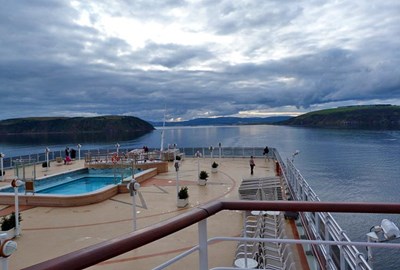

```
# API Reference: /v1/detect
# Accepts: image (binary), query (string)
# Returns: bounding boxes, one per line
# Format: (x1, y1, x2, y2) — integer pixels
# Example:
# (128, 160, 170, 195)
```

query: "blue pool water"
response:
(0, 168, 133, 195)
(39, 176, 116, 195)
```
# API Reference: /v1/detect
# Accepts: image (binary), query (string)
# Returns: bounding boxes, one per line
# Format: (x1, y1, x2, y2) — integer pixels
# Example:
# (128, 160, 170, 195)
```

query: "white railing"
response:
(275, 148, 371, 270)
(1, 146, 269, 169)
(22, 199, 400, 270)
(4, 146, 395, 269)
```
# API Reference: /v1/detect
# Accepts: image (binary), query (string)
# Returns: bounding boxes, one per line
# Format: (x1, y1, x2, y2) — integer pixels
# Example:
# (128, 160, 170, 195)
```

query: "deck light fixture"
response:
(115, 143, 120, 155)
(0, 236, 17, 258)
(195, 151, 202, 180)
(174, 155, 180, 206)
(45, 147, 50, 170)
(172, 143, 177, 161)
(11, 178, 24, 237)
(367, 219, 400, 261)
(77, 144, 82, 160)
(381, 219, 400, 239)
(0, 153, 4, 181)
(0, 233, 18, 270)
(127, 178, 140, 231)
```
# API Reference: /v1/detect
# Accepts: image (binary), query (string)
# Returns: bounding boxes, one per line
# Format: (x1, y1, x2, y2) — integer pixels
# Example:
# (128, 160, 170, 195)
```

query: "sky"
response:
(0, 1, 399, 122)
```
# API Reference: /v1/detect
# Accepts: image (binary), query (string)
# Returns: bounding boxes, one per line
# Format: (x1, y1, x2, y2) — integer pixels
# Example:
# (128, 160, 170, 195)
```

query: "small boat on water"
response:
(0, 146, 399, 269)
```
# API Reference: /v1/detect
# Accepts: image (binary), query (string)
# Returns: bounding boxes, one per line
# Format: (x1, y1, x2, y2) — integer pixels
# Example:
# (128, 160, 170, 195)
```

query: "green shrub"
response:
(1, 212, 22, 231)
(178, 187, 189, 199)
(199, 171, 209, 180)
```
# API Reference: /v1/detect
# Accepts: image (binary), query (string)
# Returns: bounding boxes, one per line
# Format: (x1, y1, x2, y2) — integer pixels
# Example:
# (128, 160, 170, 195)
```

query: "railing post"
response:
(356, 252, 365, 270)
(340, 230, 347, 269)
(325, 214, 331, 266)
(304, 185, 308, 201)
(198, 219, 208, 270)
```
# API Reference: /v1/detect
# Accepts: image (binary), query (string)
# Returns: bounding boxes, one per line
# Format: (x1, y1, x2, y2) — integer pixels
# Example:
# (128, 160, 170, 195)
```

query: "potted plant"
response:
(1, 212, 22, 239)
(198, 170, 209, 186)
(211, 161, 219, 173)
(177, 186, 189, 208)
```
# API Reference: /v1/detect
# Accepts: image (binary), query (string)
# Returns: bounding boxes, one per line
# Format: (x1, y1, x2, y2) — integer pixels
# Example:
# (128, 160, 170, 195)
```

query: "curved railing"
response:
(22, 200, 400, 270)
(1, 146, 267, 169)
(4, 147, 398, 269)
(274, 147, 371, 270)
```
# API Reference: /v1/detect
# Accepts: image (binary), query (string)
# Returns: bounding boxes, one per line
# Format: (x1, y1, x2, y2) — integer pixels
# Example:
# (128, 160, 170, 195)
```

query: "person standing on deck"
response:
(65, 147, 70, 157)
(249, 156, 255, 175)
(263, 146, 269, 160)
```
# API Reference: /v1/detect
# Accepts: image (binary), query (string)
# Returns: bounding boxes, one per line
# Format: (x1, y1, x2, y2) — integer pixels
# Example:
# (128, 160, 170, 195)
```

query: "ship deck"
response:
(0, 157, 308, 269)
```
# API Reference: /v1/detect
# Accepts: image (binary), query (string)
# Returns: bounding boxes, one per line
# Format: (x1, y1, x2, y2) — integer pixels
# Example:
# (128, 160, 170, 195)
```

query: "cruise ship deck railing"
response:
(1, 146, 268, 169)
(273, 148, 370, 270)
(3, 147, 395, 269)
(22, 200, 400, 270)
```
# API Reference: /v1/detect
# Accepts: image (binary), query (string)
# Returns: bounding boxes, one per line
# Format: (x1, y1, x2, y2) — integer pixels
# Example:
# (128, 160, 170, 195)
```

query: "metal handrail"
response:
(22, 200, 400, 270)
(276, 150, 370, 269)
(1, 146, 268, 169)
(2, 146, 394, 269)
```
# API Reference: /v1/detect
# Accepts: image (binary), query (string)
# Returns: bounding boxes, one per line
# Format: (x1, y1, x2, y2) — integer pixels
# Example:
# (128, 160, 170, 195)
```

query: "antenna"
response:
(160, 105, 166, 152)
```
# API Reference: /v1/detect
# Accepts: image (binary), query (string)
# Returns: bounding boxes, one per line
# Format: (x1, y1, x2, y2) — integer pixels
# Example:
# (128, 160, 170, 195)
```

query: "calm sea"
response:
(1, 125, 399, 269)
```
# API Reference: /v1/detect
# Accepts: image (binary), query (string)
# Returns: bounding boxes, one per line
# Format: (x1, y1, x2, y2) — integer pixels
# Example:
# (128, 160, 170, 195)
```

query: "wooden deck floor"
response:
(0, 157, 309, 269)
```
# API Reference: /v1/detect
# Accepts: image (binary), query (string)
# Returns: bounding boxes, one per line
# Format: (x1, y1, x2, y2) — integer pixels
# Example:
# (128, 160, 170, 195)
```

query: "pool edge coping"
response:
(0, 168, 157, 207)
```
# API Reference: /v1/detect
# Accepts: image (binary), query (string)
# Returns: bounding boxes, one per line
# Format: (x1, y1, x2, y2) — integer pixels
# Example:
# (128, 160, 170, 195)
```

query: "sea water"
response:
(1, 125, 399, 269)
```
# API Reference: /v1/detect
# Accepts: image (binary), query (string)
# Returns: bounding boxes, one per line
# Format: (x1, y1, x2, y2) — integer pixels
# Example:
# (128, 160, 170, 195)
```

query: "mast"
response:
(160, 105, 166, 152)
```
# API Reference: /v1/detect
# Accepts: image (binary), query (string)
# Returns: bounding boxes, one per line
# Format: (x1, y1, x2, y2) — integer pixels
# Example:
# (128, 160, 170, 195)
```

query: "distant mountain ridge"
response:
(150, 116, 291, 126)
(0, 116, 154, 135)
(2, 105, 398, 135)
(278, 105, 400, 129)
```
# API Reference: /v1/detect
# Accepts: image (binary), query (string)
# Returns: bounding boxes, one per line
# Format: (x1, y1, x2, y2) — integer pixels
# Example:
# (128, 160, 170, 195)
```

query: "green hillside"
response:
(0, 116, 155, 135)
(279, 105, 400, 129)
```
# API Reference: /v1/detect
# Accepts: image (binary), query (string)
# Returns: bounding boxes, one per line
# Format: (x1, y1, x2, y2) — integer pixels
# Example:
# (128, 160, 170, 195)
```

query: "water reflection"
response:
(0, 130, 152, 145)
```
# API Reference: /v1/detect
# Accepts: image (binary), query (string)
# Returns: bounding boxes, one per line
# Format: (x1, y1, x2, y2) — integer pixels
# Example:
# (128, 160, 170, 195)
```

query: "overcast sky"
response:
(0, 1, 399, 122)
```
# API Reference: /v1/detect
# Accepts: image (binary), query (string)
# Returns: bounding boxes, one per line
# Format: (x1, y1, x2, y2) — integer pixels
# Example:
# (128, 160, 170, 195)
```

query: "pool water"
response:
(0, 168, 135, 195)
(39, 176, 116, 195)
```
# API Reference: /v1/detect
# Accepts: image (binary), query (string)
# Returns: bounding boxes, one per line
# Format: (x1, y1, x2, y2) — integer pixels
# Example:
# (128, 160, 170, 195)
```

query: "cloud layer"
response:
(0, 0, 399, 121)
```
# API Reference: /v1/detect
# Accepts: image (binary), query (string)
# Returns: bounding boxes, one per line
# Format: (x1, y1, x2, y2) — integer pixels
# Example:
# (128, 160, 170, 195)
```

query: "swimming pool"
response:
(39, 176, 116, 195)
(0, 168, 136, 195)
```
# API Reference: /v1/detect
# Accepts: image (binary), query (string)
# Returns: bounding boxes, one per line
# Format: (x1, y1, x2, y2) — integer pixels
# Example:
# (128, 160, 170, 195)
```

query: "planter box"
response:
(198, 179, 207, 186)
(211, 167, 218, 173)
(0, 228, 16, 239)
(177, 198, 188, 208)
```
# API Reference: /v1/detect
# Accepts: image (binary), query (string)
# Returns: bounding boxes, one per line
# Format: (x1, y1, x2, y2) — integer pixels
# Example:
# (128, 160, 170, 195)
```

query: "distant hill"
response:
(0, 116, 155, 135)
(278, 105, 400, 129)
(150, 116, 291, 126)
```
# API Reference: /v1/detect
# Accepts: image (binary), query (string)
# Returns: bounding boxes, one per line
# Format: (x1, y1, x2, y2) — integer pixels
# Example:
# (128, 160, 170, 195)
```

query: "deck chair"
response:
(25, 180, 35, 195)
(56, 157, 63, 166)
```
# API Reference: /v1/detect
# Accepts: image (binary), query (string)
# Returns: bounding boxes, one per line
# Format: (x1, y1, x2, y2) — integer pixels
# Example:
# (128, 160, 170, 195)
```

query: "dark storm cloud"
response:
(0, 0, 399, 121)
(145, 42, 215, 68)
